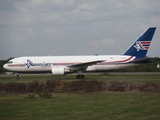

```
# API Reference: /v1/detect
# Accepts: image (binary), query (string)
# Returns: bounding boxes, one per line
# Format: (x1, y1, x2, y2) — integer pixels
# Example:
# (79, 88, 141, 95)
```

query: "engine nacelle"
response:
(51, 67, 65, 75)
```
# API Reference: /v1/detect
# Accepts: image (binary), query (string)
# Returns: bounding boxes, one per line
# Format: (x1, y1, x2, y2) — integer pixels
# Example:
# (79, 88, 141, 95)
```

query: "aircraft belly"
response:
(92, 64, 137, 71)
(85, 65, 119, 72)
(86, 66, 96, 71)
(95, 65, 121, 71)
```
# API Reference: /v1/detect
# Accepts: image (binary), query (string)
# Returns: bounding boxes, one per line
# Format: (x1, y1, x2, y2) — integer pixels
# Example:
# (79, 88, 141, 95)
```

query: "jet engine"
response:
(51, 67, 65, 75)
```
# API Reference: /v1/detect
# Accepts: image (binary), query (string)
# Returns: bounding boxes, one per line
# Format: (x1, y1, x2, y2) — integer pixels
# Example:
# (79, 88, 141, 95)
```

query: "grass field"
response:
(0, 93, 160, 120)
(0, 73, 160, 120)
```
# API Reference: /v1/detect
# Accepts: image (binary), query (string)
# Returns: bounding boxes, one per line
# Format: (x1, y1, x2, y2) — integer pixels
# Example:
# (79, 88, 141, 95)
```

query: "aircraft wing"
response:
(129, 58, 152, 64)
(68, 60, 104, 70)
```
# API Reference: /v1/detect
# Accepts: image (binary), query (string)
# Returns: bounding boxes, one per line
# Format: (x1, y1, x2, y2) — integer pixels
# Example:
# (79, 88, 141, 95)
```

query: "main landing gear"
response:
(76, 70, 85, 79)
(76, 75, 85, 79)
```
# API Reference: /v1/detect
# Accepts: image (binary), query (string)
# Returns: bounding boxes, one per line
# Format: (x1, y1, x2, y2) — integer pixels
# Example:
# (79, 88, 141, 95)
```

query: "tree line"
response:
(0, 57, 160, 74)
(120, 57, 160, 72)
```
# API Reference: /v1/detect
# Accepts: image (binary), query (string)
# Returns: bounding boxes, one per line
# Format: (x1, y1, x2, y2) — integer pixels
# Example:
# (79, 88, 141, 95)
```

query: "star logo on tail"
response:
(134, 41, 151, 51)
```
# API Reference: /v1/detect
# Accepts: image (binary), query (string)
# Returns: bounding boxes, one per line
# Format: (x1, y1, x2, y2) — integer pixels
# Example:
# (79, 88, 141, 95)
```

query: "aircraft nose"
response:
(3, 64, 8, 70)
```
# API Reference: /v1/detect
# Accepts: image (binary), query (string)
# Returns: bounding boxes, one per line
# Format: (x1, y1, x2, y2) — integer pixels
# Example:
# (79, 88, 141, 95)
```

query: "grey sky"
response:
(0, 0, 160, 60)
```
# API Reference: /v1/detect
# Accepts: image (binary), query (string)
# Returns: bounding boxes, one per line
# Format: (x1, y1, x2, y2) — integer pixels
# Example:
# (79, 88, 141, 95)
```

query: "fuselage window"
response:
(7, 61, 13, 64)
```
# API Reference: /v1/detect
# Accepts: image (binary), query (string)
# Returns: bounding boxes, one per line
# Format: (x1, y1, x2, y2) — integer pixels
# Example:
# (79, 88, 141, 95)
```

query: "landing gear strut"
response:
(76, 75, 85, 79)
(16, 74, 20, 80)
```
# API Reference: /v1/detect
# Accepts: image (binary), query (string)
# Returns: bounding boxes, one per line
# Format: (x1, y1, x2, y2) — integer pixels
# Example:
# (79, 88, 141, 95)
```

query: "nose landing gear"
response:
(16, 74, 20, 80)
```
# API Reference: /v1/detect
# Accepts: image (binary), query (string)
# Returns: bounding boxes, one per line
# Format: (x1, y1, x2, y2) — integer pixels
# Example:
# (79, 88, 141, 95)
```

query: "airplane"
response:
(3, 27, 156, 80)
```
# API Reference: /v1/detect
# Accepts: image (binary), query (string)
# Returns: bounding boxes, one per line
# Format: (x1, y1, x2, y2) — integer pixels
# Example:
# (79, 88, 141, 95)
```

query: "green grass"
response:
(0, 73, 160, 119)
(0, 93, 160, 120)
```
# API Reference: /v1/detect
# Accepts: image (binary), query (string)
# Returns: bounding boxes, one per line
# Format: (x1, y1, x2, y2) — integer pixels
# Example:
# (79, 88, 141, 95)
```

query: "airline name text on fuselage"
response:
(25, 59, 51, 68)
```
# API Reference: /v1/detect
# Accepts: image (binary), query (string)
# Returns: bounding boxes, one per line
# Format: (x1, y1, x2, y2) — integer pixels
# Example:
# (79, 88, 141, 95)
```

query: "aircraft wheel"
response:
(16, 75, 20, 80)
(76, 75, 80, 79)
(81, 75, 85, 79)
(76, 75, 85, 79)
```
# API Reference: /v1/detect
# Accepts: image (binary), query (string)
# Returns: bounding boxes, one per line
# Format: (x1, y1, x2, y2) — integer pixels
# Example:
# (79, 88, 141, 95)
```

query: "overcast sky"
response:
(0, 0, 160, 60)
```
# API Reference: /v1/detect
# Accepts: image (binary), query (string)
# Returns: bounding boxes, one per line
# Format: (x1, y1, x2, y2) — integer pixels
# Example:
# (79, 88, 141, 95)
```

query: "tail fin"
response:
(123, 27, 156, 58)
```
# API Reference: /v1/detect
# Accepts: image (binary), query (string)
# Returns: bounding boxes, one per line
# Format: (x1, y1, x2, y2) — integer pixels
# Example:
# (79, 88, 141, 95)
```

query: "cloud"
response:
(73, 3, 90, 14)
(0, 0, 160, 59)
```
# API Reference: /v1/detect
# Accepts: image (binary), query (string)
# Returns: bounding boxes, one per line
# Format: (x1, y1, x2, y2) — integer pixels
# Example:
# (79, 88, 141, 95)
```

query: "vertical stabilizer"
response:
(123, 27, 156, 58)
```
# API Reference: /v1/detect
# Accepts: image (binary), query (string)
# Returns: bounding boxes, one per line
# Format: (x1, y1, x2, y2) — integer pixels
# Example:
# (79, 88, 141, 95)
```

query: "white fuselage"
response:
(3, 55, 138, 74)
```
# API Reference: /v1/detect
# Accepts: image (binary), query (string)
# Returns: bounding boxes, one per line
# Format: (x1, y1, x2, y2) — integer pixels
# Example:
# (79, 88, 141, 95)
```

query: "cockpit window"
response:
(7, 61, 13, 64)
